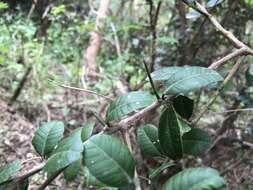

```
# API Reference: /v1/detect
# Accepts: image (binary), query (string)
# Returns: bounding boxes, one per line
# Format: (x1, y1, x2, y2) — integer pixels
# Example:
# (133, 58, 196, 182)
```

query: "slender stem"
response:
(48, 79, 112, 101)
(143, 60, 160, 100)
(193, 58, 243, 124)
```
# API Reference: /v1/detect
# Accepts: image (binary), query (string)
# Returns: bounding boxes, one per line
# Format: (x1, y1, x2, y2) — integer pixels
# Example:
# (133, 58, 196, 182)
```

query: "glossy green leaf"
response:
(81, 122, 95, 142)
(44, 151, 81, 174)
(64, 159, 81, 181)
(137, 124, 162, 157)
(161, 167, 226, 190)
(165, 66, 223, 95)
(183, 128, 212, 156)
(158, 105, 183, 159)
(173, 95, 194, 120)
(84, 134, 135, 187)
(0, 160, 21, 184)
(150, 67, 181, 81)
(149, 162, 175, 179)
(106, 91, 155, 122)
(32, 120, 64, 157)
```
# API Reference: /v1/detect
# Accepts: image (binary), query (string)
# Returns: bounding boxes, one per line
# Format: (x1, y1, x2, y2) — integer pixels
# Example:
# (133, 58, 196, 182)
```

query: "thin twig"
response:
(143, 60, 160, 100)
(48, 79, 112, 101)
(193, 58, 243, 124)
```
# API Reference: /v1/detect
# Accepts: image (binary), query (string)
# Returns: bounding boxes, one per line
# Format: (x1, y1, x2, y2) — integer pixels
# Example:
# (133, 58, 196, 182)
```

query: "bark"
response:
(83, 0, 111, 76)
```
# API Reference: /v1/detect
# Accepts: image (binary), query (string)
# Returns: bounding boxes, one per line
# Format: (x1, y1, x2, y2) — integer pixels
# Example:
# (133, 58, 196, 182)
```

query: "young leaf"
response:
(106, 91, 155, 122)
(81, 122, 95, 142)
(0, 160, 21, 184)
(158, 105, 183, 159)
(64, 159, 81, 181)
(182, 128, 212, 156)
(173, 95, 194, 120)
(84, 134, 135, 187)
(161, 167, 226, 190)
(32, 120, 64, 157)
(149, 162, 175, 179)
(44, 151, 81, 174)
(137, 124, 162, 157)
(165, 66, 223, 95)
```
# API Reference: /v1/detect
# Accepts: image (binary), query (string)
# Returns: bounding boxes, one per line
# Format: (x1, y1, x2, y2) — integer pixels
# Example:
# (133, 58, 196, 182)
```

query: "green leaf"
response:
(64, 159, 81, 181)
(164, 66, 223, 95)
(150, 67, 181, 81)
(158, 105, 183, 159)
(106, 91, 155, 122)
(178, 119, 191, 135)
(84, 134, 135, 187)
(149, 162, 175, 179)
(32, 121, 64, 157)
(44, 151, 81, 174)
(0, 160, 22, 184)
(81, 122, 95, 142)
(137, 124, 162, 157)
(173, 95, 194, 120)
(54, 129, 83, 154)
(44, 129, 84, 174)
(182, 128, 212, 156)
(161, 167, 226, 190)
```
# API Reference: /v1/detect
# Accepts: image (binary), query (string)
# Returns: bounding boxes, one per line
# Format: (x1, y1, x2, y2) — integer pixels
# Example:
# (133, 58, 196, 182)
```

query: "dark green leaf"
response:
(0, 160, 21, 184)
(173, 95, 194, 120)
(149, 162, 175, 179)
(32, 120, 64, 157)
(64, 159, 81, 181)
(44, 151, 81, 174)
(106, 91, 155, 122)
(84, 134, 135, 187)
(158, 105, 183, 159)
(161, 167, 226, 190)
(165, 66, 223, 95)
(137, 124, 162, 157)
(81, 122, 95, 142)
(183, 128, 212, 156)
